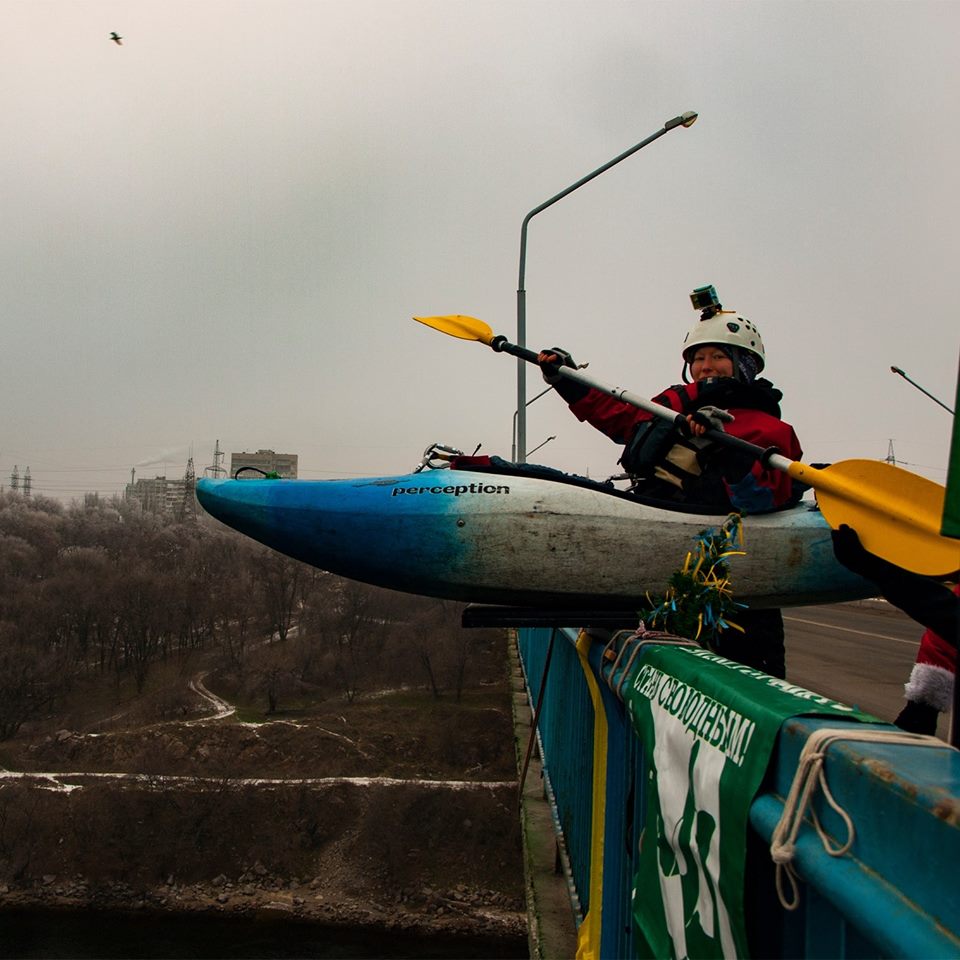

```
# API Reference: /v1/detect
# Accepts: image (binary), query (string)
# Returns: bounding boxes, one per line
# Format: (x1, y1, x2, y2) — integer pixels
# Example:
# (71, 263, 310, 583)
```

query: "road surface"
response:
(784, 600, 952, 740)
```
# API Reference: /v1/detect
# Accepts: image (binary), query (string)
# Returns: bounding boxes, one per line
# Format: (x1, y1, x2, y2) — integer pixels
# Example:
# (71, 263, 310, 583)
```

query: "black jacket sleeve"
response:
(831, 526, 959, 645)
(552, 376, 590, 405)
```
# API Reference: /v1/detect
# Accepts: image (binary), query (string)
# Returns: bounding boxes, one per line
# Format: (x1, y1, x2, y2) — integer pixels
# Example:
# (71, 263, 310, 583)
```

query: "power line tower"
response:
(211, 439, 226, 477)
(183, 456, 197, 521)
(10, 465, 19, 493)
(885, 439, 897, 466)
(23, 467, 31, 498)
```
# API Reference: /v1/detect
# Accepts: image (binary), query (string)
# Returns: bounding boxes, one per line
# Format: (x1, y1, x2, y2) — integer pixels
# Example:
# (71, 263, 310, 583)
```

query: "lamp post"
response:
(515, 110, 698, 463)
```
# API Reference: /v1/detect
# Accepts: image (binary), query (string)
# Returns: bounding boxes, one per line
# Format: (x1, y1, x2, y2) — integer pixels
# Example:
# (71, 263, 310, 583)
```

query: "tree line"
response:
(0, 491, 481, 740)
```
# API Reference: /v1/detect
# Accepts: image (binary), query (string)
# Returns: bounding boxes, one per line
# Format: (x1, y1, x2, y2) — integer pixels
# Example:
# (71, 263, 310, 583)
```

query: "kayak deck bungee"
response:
(196, 467, 877, 610)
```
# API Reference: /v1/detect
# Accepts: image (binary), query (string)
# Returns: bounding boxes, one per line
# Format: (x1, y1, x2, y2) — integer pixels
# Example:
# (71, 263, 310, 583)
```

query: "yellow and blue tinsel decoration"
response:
(639, 512, 747, 647)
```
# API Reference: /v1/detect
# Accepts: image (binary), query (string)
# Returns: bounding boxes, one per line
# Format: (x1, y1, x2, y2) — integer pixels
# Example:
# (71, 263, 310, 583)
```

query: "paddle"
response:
(413, 313, 960, 578)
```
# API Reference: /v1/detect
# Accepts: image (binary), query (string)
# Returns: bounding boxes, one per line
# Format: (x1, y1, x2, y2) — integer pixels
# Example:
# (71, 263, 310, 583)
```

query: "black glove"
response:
(832, 524, 959, 640)
(537, 347, 576, 384)
(894, 699, 939, 736)
(830, 524, 888, 580)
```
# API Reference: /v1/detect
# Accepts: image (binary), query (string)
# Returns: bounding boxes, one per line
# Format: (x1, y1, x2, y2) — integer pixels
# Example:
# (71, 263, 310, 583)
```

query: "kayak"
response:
(196, 468, 876, 609)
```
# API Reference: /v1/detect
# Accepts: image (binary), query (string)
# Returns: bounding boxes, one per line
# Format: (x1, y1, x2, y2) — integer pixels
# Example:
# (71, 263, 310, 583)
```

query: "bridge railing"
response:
(517, 626, 960, 960)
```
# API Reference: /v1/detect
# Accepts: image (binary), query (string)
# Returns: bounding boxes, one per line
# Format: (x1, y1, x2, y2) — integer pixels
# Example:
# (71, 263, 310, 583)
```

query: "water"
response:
(0, 907, 527, 959)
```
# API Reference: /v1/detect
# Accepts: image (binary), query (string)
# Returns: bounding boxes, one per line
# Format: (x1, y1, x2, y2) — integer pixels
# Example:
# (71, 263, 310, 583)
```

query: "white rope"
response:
(769, 726, 952, 910)
(601, 624, 699, 699)
(601, 632, 630, 677)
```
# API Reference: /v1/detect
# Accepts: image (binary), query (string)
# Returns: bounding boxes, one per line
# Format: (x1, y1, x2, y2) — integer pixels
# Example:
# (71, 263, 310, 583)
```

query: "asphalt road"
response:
(783, 601, 952, 740)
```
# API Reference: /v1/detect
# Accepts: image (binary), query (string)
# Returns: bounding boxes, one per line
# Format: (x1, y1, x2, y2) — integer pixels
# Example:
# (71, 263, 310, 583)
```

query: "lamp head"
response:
(665, 110, 699, 130)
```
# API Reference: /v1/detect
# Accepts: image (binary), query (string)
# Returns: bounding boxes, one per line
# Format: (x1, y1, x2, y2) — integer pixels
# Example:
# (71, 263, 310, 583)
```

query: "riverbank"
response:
(0, 877, 526, 957)
(0, 901, 526, 959)
(0, 770, 527, 954)
(0, 625, 527, 956)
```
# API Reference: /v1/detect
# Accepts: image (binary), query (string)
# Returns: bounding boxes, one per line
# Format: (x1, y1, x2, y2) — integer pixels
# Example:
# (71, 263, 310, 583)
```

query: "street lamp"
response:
(511, 384, 555, 462)
(527, 435, 557, 458)
(890, 366, 955, 415)
(515, 110, 698, 463)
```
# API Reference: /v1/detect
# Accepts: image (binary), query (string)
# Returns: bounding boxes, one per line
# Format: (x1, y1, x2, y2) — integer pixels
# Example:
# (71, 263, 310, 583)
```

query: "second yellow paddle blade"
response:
(413, 314, 495, 345)
(801, 459, 959, 577)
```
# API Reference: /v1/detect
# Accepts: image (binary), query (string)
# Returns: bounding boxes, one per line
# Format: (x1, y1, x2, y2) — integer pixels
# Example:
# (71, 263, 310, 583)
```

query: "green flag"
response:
(942, 360, 960, 538)
(623, 645, 877, 959)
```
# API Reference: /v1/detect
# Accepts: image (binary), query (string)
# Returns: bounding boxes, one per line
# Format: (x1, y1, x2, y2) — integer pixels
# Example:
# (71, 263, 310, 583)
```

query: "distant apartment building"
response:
(125, 473, 195, 520)
(230, 449, 298, 479)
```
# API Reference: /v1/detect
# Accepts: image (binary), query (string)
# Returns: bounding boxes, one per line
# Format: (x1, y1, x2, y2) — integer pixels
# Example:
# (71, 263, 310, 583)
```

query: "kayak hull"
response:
(196, 473, 876, 609)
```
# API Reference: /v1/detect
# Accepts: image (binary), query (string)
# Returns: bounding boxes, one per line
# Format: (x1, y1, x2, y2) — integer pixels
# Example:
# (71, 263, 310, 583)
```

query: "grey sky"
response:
(3, 1, 958, 501)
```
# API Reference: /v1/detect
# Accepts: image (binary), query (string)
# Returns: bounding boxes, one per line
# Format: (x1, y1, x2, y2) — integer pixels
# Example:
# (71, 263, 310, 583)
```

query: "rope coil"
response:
(601, 626, 699, 700)
(769, 727, 952, 910)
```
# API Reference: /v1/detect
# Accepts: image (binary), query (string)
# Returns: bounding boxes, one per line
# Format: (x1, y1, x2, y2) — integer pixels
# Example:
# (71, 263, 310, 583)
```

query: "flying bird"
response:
(109, 32, 123, 45)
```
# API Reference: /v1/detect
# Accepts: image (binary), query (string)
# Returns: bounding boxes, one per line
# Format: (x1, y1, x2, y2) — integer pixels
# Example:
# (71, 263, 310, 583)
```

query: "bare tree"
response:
(256, 551, 307, 642)
(328, 581, 390, 702)
(0, 623, 66, 740)
(438, 601, 472, 702)
(115, 565, 169, 693)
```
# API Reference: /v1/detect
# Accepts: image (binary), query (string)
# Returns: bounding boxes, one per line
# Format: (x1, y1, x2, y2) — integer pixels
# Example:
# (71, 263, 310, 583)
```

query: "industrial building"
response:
(229, 449, 298, 479)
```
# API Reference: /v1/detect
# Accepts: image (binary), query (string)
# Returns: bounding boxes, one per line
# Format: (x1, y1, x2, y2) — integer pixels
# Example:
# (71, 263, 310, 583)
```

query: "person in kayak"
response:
(537, 307, 802, 513)
(537, 294, 803, 677)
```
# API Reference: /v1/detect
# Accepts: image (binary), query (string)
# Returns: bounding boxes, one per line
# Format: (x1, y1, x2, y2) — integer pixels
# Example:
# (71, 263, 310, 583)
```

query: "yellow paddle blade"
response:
(788, 459, 960, 576)
(413, 314, 495, 345)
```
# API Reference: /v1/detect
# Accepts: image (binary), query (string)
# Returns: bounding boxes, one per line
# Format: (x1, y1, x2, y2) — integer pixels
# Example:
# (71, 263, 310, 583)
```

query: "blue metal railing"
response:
(519, 628, 596, 917)
(517, 626, 960, 959)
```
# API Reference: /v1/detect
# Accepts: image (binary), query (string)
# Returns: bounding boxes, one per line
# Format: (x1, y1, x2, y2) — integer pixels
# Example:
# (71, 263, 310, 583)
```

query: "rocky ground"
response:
(0, 629, 528, 956)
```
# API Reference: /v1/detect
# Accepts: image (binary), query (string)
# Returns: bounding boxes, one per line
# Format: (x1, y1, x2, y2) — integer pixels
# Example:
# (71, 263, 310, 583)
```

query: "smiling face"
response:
(689, 344, 734, 381)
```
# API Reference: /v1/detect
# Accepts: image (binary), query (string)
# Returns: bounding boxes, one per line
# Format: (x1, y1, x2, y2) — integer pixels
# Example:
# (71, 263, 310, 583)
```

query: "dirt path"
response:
(0, 770, 515, 791)
(185, 672, 235, 724)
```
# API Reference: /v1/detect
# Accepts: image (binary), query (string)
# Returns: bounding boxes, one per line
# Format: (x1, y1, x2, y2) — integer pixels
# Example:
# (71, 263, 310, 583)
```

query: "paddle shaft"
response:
(491, 336, 785, 467)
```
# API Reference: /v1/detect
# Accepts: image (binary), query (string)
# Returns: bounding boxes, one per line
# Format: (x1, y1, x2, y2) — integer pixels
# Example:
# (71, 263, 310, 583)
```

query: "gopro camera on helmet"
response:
(681, 284, 766, 376)
(690, 284, 721, 319)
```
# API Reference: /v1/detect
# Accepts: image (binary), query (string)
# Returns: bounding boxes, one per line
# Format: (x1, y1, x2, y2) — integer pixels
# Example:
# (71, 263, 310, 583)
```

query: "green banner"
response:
(623, 645, 876, 959)
(942, 364, 960, 538)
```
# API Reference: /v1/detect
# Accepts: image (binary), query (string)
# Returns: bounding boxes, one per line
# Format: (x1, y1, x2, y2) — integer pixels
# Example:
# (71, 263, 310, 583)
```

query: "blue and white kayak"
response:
(195, 471, 876, 609)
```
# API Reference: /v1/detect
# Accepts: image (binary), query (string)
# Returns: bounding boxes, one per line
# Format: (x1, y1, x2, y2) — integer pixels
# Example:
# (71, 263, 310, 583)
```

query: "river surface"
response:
(0, 907, 527, 959)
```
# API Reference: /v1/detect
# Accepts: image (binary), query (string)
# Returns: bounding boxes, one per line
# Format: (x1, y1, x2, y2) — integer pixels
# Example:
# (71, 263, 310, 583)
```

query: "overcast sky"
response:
(3, 0, 958, 502)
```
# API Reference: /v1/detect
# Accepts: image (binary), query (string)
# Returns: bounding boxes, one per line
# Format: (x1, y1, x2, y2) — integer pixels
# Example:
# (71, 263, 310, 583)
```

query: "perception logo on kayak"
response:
(392, 483, 510, 497)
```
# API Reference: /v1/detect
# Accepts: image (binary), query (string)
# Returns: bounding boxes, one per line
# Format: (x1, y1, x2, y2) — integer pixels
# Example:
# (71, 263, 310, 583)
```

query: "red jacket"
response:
(904, 583, 959, 711)
(915, 585, 959, 672)
(566, 377, 803, 512)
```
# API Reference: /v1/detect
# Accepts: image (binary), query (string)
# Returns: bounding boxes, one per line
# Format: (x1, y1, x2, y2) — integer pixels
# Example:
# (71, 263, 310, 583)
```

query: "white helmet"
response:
(681, 310, 765, 373)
